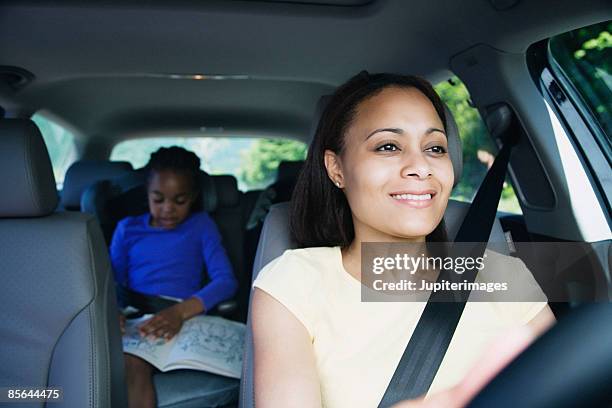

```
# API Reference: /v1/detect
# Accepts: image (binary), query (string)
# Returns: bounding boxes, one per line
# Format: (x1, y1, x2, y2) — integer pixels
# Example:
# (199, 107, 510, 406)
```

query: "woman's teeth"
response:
(391, 193, 432, 201)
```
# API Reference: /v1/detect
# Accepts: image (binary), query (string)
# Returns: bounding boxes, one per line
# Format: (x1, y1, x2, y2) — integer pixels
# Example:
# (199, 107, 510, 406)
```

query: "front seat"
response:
(0, 119, 127, 408)
(238, 99, 510, 407)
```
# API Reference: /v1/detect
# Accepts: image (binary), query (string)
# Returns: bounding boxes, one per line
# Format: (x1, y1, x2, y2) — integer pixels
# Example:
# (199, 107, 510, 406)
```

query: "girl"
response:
(251, 72, 555, 407)
(110, 146, 238, 408)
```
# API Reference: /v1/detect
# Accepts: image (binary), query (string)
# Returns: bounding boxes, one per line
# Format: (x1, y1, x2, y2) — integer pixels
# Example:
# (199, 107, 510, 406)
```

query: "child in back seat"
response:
(109, 146, 238, 408)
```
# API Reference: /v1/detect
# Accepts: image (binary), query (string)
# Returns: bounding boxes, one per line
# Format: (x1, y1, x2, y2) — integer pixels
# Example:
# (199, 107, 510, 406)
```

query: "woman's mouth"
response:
(389, 191, 436, 208)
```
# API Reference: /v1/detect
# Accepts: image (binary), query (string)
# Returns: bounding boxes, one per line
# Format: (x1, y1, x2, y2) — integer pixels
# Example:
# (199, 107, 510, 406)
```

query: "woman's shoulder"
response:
(265, 246, 339, 271)
(252, 247, 337, 338)
(254, 246, 339, 285)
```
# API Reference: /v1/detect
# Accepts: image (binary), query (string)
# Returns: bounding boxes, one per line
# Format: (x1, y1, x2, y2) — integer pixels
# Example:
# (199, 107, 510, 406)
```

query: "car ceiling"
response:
(0, 0, 609, 145)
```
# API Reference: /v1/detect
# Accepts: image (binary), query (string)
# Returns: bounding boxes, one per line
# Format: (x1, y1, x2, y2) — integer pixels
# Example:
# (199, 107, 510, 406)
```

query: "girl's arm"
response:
(252, 288, 322, 408)
(109, 221, 129, 289)
(193, 214, 238, 313)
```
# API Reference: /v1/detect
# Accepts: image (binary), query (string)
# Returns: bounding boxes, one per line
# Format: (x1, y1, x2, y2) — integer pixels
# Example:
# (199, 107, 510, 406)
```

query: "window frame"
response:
(527, 38, 612, 229)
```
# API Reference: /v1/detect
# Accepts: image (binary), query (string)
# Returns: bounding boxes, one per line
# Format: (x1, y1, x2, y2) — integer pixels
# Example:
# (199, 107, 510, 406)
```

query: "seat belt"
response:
(378, 118, 519, 407)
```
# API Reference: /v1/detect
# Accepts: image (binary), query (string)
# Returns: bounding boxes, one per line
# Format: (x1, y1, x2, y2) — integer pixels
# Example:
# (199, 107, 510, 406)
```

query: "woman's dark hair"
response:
(290, 71, 450, 248)
(146, 146, 202, 206)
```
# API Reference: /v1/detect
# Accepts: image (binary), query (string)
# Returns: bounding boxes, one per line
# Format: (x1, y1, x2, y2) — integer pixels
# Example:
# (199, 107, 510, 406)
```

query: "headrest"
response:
(276, 161, 304, 183)
(310, 95, 463, 187)
(0, 119, 58, 217)
(212, 175, 240, 208)
(61, 160, 133, 210)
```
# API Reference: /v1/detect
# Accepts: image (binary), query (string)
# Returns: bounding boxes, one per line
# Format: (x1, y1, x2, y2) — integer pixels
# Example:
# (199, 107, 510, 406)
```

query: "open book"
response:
(122, 314, 246, 379)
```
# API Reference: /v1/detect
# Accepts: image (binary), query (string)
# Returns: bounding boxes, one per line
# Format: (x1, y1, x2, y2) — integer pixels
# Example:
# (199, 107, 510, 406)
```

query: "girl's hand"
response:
(119, 314, 126, 335)
(138, 304, 185, 341)
(137, 297, 205, 341)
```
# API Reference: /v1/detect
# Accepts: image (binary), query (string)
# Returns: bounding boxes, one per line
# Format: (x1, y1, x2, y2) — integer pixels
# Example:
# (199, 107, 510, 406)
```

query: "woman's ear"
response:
(324, 149, 344, 188)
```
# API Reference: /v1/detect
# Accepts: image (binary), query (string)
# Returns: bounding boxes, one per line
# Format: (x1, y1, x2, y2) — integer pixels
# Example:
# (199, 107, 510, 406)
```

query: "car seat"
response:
(0, 119, 128, 408)
(81, 167, 243, 407)
(60, 159, 133, 211)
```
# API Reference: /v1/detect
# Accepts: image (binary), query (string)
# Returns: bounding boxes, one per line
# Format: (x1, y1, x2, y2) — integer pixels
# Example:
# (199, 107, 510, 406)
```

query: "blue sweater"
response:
(110, 212, 238, 312)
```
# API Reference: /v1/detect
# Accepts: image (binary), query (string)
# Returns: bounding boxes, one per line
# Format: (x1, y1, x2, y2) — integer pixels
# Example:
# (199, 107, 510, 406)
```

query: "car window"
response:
(435, 77, 522, 214)
(549, 21, 611, 141)
(31, 113, 78, 189)
(110, 137, 307, 192)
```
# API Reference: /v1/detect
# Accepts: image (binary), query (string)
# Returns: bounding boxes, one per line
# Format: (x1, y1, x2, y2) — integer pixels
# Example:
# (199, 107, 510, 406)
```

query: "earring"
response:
(335, 181, 341, 188)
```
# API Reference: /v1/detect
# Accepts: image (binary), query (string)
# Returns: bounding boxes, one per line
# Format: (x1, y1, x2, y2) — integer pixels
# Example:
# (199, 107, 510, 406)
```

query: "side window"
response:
(549, 21, 611, 139)
(435, 77, 523, 214)
(31, 113, 78, 189)
(110, 137, 307, 192)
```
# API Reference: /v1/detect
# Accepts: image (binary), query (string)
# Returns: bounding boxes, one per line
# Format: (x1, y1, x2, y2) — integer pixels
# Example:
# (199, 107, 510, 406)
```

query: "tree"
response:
(239, 138, 307, 190)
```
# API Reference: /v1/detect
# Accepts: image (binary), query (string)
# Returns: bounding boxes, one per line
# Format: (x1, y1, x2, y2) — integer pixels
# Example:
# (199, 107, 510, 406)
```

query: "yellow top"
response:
(253, 246, 547, 408)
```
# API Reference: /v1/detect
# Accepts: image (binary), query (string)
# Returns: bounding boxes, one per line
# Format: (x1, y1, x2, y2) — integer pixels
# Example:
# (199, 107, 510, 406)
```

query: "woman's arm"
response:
(252, 288, 322, 408)
(526, 304, 556, 336)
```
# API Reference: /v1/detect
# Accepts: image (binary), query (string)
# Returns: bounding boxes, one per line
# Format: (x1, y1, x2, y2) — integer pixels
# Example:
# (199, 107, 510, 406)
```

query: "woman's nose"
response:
(400, 151, 432, 180)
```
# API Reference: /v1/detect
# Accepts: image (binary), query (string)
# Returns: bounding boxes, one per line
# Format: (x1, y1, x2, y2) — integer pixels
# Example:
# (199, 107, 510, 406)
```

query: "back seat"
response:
(209, 175, 250, 321)
(60, 159, 133, 211)
(82, 167, 243, 407)
(80, 168, 248, 319)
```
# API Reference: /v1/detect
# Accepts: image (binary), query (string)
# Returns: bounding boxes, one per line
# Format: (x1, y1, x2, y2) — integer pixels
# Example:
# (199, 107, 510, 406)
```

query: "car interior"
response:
(0, 0, 610, 407)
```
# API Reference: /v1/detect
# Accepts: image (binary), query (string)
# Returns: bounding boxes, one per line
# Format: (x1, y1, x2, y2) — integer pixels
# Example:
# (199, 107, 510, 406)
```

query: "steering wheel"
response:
(468, 303, 612, 408)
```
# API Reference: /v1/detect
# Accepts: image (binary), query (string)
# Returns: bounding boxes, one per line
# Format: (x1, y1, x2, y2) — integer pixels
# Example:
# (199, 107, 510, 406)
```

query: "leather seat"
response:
(60, 159, 133, 211)
(238, 98, 510, 407)
(0, 119, 127, 408)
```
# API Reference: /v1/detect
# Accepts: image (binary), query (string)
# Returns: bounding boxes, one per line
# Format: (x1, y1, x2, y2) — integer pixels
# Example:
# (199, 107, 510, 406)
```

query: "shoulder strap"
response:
(378, 122, 519, 407)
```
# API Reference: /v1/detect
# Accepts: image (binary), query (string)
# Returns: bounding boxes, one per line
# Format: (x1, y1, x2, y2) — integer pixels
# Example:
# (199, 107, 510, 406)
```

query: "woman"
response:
(251, 72, 554, 407)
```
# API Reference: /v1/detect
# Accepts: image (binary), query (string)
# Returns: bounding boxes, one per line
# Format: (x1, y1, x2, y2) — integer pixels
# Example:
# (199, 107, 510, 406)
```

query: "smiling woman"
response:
(250, 71, 554, 408)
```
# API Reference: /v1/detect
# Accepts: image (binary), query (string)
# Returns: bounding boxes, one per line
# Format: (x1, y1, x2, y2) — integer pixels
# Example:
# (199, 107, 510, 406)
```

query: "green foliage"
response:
(435, 78, 521, 213)
(550, 21, 611, 136)
(238, 138, 307, 190)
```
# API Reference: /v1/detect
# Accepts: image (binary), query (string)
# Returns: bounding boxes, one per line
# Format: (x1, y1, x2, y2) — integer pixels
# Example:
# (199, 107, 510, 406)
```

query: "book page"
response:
(122, 314, 174, 370)
(165, 315, 246, 378)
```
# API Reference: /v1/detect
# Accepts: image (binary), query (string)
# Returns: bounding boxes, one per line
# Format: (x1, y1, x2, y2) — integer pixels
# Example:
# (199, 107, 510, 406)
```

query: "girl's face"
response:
(325, 86, 454, 242)
(147, 170, 196, 229)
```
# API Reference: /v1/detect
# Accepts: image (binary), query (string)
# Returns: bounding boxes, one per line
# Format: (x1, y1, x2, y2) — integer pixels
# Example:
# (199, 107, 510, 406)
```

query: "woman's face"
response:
(325, 86, 454, 242)
(147, 169, 195, 229)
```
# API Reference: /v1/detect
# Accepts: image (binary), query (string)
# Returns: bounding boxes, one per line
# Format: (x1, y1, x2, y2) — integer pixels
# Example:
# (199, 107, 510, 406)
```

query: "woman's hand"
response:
(138, 297, 205, 341)
(390, 325, 538, 408)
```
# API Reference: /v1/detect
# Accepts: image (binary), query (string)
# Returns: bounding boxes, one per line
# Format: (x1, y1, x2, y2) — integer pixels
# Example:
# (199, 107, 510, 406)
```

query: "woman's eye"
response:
(376, 143, 399, 152)
(426, 145, 447, 154)
(175, 200, 187, 205)
(153, 199, 164, 204)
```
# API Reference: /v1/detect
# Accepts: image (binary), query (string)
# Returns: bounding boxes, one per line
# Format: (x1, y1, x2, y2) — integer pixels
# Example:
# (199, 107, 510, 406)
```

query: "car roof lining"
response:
(0, 0, 609, 144)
